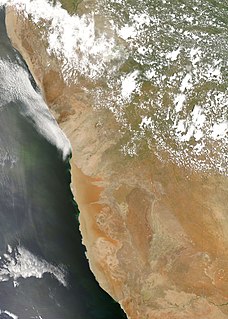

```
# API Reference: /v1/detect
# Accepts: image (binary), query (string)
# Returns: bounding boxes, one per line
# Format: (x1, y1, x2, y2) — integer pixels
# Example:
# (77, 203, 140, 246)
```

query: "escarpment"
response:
(6, 8, 228, 319)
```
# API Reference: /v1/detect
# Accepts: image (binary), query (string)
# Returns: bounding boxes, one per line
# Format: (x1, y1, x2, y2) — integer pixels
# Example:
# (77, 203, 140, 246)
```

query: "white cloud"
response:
(211, 121, 228, 140)
(0, 245, 67, 287)
(121, 70, 140, 100)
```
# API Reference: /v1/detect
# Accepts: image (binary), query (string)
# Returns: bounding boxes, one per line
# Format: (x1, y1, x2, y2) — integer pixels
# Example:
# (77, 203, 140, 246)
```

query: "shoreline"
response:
(5, 6, 228, 319)
(5, 6, 127, 312)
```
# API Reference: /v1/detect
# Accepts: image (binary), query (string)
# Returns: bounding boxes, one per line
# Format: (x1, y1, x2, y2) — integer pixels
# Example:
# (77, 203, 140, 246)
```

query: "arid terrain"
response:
(6, 6, 228, 319)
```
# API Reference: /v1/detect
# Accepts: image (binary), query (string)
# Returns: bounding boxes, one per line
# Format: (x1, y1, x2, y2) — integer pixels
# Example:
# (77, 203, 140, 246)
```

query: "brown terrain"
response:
(6, 8, 228, 319)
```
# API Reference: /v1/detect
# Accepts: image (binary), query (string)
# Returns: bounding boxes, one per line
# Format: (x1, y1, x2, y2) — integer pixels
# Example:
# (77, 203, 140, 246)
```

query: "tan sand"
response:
(5, 7, 228, 319)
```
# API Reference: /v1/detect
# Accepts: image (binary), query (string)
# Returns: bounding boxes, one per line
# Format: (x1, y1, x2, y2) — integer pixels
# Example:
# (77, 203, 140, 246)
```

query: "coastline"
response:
(5, 6, 228, 319)
(5, 6, 127, 309)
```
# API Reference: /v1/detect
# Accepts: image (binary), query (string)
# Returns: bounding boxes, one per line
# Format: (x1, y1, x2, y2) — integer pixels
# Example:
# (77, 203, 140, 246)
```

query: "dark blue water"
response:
(0, 8, 126, 319)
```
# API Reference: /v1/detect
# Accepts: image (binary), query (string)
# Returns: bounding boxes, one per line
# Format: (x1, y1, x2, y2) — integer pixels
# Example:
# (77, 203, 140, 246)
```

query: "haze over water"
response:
(4, 0, 226, 175)
(0, 8, 126, 319)
(0, 0, 227, 317)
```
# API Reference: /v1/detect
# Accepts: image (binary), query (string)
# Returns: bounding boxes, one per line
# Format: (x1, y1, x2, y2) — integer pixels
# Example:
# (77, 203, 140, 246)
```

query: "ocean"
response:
(0, 8, 126, 319)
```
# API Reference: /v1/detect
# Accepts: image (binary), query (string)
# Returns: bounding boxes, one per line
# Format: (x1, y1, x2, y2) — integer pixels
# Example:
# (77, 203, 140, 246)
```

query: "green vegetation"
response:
(50, 0, 83, 14)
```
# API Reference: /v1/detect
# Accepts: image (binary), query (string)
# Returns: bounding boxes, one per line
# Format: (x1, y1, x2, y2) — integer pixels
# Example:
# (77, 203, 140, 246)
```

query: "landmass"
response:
(5, 4, 228, 319)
